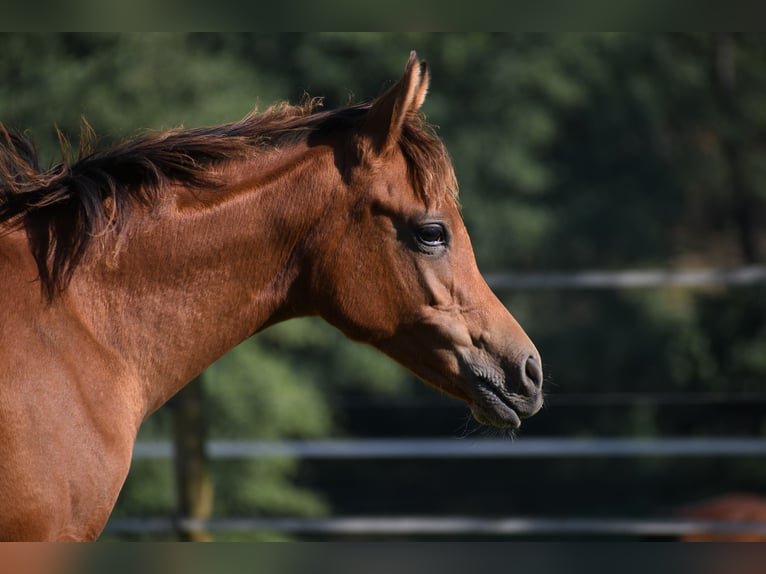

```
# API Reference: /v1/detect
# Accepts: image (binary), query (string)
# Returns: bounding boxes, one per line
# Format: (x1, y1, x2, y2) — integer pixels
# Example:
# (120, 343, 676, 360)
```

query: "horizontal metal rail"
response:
(132, 437, 766, 460)
(337, 391, 766, 408)
(104, 515, 766, 538)
(485, 264, 766, 290)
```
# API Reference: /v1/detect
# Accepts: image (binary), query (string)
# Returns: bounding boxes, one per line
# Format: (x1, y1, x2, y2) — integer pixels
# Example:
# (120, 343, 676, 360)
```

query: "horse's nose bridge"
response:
(478, 296, 542, 391)
(484, 295, 536, 353)
(454, 269, 541, 385)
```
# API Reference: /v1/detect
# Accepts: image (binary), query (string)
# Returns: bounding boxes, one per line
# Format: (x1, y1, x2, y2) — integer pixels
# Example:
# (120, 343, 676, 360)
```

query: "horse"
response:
(677, 493, 766, 542)
(0, 52, 543, 540)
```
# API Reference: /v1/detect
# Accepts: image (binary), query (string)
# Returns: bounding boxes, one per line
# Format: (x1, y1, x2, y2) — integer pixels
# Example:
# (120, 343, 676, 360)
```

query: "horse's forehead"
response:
(360, 154, 423, 201)
(345, 134, 456, 212)
(350, 150, 406, 190)
(368, 147, 409, 177)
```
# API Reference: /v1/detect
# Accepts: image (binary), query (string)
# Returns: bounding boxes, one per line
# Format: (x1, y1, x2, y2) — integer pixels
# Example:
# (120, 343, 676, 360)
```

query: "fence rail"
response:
(104, 515, 766, 538)
(485, 264, 766, 290)
(133, 437, 766, 460)
(337, 391, 766, 408)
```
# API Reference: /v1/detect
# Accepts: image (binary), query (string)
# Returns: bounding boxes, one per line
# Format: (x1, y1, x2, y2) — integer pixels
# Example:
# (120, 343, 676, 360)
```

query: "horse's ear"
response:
(364, 51, 429, 155)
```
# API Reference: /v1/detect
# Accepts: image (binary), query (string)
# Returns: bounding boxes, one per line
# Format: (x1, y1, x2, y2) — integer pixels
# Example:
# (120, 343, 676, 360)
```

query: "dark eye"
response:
(415, 223, 448, 248)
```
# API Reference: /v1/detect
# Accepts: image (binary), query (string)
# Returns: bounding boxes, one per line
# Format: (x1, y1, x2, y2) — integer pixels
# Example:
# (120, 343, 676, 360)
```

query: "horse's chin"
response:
(471, 404, 521, 430)
(467, 375, 543, 430)
(470, 401, 522, 430)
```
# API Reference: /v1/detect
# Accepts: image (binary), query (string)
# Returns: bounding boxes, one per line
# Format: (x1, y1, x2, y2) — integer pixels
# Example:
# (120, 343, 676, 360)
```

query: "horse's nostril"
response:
(523, 355, 543, 391)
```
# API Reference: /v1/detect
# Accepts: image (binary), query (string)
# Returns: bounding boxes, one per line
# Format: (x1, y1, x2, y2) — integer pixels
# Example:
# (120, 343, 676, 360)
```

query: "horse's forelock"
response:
(398, 115, 459, 209)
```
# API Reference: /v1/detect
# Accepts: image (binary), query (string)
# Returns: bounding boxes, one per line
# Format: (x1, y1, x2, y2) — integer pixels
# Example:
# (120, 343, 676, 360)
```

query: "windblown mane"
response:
(0, 99, 457, 300)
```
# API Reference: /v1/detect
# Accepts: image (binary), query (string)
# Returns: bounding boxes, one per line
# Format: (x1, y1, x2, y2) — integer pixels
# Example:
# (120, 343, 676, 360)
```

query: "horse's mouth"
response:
(469, 375, 542, 430)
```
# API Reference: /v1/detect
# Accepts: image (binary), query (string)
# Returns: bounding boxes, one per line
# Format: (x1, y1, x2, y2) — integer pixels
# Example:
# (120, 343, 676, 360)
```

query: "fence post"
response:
(172, 375, 213, 541)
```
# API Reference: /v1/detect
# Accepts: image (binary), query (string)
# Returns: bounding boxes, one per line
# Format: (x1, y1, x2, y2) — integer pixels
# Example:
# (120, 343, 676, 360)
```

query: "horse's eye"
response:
(415, 223, 447, 248)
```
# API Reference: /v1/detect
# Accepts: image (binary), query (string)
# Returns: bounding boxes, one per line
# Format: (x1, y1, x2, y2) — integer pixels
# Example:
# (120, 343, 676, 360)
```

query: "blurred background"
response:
(2, 33, 765, 540)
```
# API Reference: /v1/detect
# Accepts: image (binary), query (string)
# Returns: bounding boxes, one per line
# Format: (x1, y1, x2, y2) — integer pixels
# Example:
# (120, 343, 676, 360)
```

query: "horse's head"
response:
(312, 52, 543, 429)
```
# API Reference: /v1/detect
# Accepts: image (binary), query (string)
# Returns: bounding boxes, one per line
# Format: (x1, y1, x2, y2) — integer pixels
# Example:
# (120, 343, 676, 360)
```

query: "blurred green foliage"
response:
(3, 33, 765, 536)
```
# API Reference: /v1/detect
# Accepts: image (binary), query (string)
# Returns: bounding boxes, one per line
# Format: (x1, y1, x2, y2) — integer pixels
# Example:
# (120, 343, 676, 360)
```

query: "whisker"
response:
(456, 412, 483, 439)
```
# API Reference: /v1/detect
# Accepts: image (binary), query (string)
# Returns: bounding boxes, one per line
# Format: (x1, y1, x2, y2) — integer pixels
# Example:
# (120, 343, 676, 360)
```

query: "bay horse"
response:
(678, 493, 766, 542)
(0, 52, 543, 540)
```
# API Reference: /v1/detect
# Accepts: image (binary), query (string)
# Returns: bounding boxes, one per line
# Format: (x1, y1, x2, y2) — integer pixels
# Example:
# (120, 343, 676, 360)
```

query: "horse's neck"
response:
(70, 145, 336, 415)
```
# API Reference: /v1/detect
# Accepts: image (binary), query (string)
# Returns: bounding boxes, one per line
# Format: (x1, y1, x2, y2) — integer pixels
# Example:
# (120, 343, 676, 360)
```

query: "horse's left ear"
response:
(364, 51, 429, 155)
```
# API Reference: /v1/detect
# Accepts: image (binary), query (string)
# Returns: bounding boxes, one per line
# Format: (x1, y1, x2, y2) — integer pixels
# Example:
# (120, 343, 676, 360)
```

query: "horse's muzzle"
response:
(466, 353, 544, 429)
